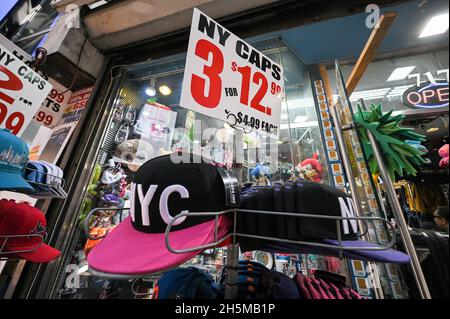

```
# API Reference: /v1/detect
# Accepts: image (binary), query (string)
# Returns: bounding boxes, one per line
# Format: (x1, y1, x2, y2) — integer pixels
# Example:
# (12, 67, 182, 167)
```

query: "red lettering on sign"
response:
(237, 66, 251, 106)
(191, 39, 224, 108)
(0, 65, 25, 135)
(0, 65, 23, 105)
(251, 71, 269, 115)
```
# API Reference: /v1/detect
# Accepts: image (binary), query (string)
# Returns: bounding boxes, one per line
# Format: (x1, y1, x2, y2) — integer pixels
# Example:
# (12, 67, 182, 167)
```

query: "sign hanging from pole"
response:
(180, 8, 284, 138)
(0, 43, 52, 136)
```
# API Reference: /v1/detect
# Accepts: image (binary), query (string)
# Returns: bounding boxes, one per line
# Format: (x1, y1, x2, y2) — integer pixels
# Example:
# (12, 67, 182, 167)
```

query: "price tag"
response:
(32, 78, 72, 128)
(180, 8, 284, 138)
(0, 43, 52, 136)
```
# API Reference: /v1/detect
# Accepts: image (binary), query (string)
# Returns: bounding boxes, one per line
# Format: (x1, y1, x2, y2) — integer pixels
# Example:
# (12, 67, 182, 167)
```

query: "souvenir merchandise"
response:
(293, 271, 364, 299)
(296, 153, 323, 183)
(0, 129, 34, 191)
(354, 104, 427, 180)
(87, 153, 234, 275)
(22, 161, 66, 198)
(250, 164, 271, 186)
(235, 180, 411, 264)
(114, 139, 154, 165)
(0, 199, 61, 262)
(153, 267, 218, 299)
(438, 144, 449, 168)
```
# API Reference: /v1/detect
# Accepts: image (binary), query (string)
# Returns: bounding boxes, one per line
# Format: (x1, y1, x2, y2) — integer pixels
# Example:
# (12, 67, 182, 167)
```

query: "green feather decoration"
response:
(354, 104, 427, 181)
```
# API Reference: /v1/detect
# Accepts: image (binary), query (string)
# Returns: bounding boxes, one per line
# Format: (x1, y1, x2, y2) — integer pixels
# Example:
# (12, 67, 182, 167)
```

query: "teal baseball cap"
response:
(0, 129, 34, 191)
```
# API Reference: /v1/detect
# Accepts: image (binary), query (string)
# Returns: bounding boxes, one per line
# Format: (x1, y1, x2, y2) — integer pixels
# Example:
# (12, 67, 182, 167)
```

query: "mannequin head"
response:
(434, 206, 449, 232)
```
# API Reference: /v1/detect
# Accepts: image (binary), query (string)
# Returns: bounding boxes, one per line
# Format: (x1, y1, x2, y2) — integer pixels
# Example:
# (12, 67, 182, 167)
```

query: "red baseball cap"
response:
(0, 199, 61, 262)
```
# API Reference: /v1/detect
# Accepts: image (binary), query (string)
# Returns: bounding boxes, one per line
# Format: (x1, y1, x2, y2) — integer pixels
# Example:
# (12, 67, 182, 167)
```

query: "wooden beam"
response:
(319, 64, 335, 108)
(346, 12, 397, 95)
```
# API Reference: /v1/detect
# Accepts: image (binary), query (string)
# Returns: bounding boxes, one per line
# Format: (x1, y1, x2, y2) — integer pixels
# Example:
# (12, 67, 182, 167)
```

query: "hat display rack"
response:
(81, 206, 397, 298)
(0, 233, 46, 261)
(21, 167, 68, 199)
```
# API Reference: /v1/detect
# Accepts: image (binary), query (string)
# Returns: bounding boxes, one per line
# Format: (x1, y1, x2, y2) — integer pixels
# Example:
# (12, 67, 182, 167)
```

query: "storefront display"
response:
(0, 0, 448, 302)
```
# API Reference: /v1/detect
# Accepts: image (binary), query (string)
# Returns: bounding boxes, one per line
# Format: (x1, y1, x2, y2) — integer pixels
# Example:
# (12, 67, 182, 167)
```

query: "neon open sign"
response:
(403, 82, 449, 109)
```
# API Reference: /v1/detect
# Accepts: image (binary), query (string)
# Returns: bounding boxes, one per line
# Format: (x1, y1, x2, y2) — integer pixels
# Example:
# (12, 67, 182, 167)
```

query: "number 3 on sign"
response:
(191, 39, 224, 108)
(0, 66, 25, 135)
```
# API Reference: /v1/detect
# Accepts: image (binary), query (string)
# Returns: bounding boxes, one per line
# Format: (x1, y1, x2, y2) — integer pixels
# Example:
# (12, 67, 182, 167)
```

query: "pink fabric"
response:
(329, 283, 345, 299)
(349, 289, 363, 299)
(318, 278, 336, 299)
(311, 278, 329, 299)
(294, 274, 312, 299)
(305, 277, 322, 299)
(88, 216, 231, 275)
(341, 287, 353, 299)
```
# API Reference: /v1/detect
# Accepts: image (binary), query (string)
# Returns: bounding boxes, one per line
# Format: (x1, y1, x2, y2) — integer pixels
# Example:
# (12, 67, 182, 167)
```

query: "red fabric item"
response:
(349, 289, 363, 299)
(311, 278, 329, 299)
(341, 287, 353, 299)
(318, 278, 336, 299)
(294, 274, 312, 299)
(0, 199, 61, 262)
(305, 276, 322, 299)
(329, 283, 345, 299)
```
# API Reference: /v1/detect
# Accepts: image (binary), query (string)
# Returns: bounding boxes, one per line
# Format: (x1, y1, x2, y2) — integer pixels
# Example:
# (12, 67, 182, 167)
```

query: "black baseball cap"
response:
(237, 181, 359, 241)
(88, 153, 235, 275)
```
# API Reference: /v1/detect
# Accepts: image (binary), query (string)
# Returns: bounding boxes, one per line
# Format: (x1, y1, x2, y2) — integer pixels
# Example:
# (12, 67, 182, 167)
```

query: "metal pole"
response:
(224, 244, 239, 299)
(359, 101, 431, 299)
(330, 99, 384, 299)
(329, 100, 364, 218)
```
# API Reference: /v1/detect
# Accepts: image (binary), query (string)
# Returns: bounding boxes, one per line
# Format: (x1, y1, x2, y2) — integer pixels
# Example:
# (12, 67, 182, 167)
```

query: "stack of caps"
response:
(0, 129, 66, 198)
(218, 260, 300, 299)
(237, 180, 411, 264)
(24, 161, 66, 198)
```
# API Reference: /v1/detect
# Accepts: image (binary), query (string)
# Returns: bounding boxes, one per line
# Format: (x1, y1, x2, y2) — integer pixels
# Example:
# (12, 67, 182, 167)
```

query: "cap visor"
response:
(323, 239, 411, 264)
(87, 216, 231, 275)
(0, 171, 34, 191)
(12, 244, 61, 263)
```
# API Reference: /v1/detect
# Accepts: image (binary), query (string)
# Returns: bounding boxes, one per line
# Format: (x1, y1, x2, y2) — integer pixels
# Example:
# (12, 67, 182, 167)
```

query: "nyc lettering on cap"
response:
(0, 129, 34, 191)
(87, 153, 235, 275)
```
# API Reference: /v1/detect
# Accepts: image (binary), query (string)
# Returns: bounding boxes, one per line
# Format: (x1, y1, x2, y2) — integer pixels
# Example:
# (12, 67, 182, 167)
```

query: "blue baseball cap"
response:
(0, 129, 34, 191)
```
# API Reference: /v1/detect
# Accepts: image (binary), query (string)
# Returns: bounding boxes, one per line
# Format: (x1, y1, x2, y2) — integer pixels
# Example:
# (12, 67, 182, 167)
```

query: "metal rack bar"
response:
(163, 209, 396, 254)
(359, 100, 431, 299)
(81, 206, 396, 251)
(0, 234, 46, 260)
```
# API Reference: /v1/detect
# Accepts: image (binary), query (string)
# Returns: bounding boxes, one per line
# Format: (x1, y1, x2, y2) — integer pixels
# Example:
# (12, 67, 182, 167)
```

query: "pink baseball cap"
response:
(87, 153, 237, 275)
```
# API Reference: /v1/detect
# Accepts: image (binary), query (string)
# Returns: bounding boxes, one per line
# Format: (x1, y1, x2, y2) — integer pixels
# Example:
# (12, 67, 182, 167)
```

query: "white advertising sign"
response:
(32, 77, 72, 128)
(180, 8, 284, 138)
(0, 43, 52, 136)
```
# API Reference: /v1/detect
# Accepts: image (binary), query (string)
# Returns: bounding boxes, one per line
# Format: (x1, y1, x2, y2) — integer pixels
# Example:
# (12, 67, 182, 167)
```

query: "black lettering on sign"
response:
(197, 13, 230, 46)
(249, 50, 261, 69)
(198, 13, 215, 40)
(236, 40, 249, 59)
(272, 65, 281, 81)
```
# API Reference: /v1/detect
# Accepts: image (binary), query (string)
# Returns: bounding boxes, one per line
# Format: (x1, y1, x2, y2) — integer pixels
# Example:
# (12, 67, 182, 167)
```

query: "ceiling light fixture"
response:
(159, 85, 172, 96)
(387, 66, 416, 82)
(145, 78, 157, 97)
(419, 13, 449, 38)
